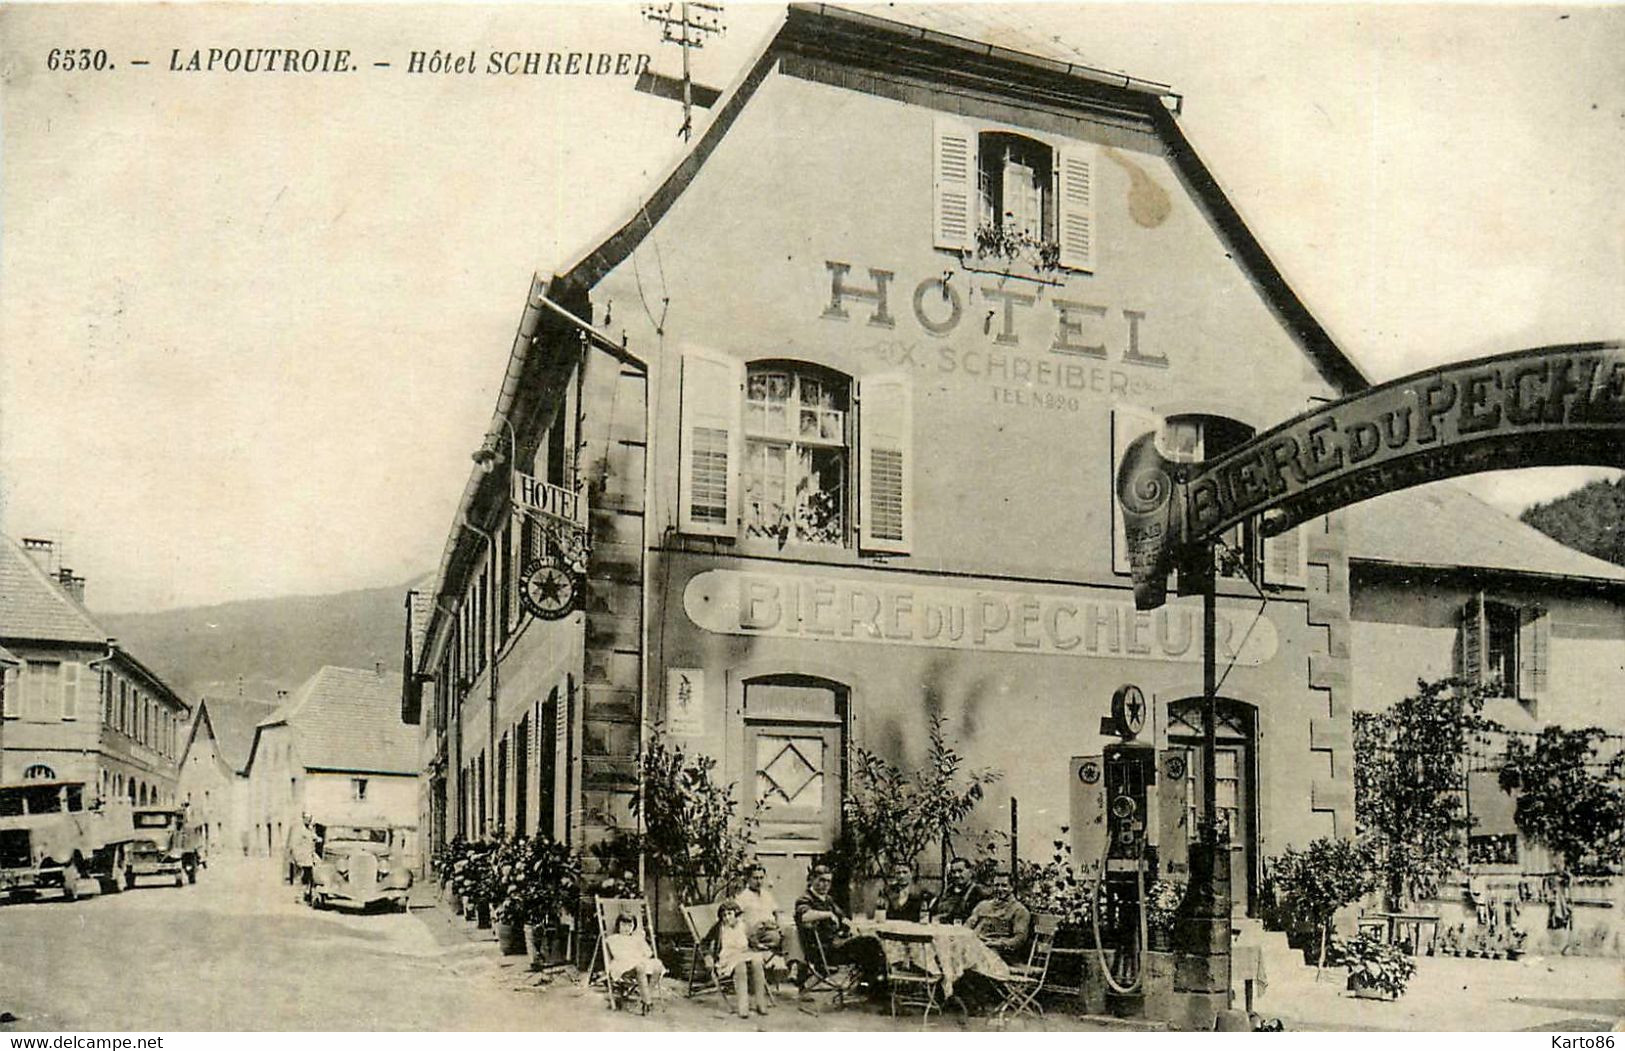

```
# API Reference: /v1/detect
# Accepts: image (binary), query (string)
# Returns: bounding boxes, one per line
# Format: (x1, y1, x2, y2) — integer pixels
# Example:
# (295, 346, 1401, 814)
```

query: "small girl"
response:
(715, 899, 772, 1019)
(604, 911, 666, 1014)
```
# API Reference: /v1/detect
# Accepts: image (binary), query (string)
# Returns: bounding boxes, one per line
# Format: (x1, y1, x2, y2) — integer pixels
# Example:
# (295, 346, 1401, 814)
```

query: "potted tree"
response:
(1263, 837, 1378, 975)
(1335, 931, 1416, 1000)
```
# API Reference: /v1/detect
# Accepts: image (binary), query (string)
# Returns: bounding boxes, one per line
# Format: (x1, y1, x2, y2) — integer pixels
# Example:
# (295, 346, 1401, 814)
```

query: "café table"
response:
(849, 917, 1013, 998)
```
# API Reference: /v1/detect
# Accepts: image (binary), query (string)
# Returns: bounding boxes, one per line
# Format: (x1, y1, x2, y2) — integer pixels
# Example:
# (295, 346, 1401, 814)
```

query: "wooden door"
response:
(746, 721, 842, 903)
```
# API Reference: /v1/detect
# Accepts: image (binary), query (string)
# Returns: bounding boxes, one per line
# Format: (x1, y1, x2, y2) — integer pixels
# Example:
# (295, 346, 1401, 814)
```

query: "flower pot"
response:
(1346, 973, 1396, 1001)
(495, 920, 528, 955)
(449, 891, 464, 916)
(526, 924, 570, 968)
(475, 902, 492, 929)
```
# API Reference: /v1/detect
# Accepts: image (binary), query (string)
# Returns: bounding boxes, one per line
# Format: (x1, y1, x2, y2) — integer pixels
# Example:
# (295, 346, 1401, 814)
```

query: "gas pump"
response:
(1070, 684, 1189, 1003)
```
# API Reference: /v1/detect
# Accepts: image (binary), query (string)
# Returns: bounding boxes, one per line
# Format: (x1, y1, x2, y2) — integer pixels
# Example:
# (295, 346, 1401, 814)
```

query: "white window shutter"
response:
(61, 662, 79, 720)
(932, 119, 976, 252)
(1057, 144, 1097, 273)
(678, 345, 743, 537)
(857, 373, 913, 554)
(1518, 606, 1550, 702)
(1262, 527, 1307, 589)
(1458, 593, 1485, 685)
(1111, 407, 1163, 575)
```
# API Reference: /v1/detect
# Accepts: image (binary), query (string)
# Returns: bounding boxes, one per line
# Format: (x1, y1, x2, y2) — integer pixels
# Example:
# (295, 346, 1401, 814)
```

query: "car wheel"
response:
(185, 863, 197, 885)
(124, 867, 137, 890)
(174, 872, 185, 888)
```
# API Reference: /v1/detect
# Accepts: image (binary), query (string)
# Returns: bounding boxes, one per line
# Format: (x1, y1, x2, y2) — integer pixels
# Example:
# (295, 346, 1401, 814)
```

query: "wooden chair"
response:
(592, 897, 662, 1011)
(878, 928, 943, 1020)
(996, 913, 1060, 1021)
(680, 903, 728, 1004)
(796, 923, 861, 1009)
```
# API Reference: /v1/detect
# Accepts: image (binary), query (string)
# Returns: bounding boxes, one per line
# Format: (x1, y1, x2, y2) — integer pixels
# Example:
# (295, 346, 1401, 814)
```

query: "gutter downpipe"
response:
(463, 517, 498, 840)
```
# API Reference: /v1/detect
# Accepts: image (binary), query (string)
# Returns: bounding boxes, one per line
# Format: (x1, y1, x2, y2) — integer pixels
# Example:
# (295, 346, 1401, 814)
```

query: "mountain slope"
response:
(98, 580, 425, 701)
(1520, 478, 1625, 569)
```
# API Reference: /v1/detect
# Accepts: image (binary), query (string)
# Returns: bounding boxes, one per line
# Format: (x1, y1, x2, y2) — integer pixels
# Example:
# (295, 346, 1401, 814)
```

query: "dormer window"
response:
(934, 120, 1096, 273)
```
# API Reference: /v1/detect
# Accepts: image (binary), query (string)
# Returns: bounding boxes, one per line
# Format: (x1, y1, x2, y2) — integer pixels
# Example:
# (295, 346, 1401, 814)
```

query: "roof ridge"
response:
(1, 534, 107, 642)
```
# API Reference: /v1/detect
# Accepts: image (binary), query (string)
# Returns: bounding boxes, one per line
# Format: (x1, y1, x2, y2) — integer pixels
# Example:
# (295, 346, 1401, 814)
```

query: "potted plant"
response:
(457, 841, 497, 929)
(491, 836, 530, 955)
(1262, 837, 1378, 974)
(521, 836, 582, 968)
(1144, 878, 1186, 953)
(1335, 931, 1416, 1000)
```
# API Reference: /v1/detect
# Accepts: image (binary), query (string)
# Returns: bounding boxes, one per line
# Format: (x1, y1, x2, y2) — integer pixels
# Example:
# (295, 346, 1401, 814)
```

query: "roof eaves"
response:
(1349, 555, 1625, 591)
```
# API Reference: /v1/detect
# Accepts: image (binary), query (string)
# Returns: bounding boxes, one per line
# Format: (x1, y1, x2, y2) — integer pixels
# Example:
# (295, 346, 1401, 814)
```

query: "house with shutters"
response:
(1346, 481, 1625, 874)
(412, 2, 1384, 925)
(0, 534, 189, 804)
(244, 666, 418, 867)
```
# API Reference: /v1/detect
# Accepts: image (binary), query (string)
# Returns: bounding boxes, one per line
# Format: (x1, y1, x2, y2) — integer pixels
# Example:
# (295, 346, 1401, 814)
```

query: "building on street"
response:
(177, 694, 278, 859)
(410, 4, 1377, 914)
(245, 665, 419, 867)
(0, 534, 189, 803)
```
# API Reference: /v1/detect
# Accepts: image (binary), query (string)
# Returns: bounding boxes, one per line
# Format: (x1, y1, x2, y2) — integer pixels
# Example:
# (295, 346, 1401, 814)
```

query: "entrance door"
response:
(743, 678, 846, 905)
(1168, 700, 1257, 916)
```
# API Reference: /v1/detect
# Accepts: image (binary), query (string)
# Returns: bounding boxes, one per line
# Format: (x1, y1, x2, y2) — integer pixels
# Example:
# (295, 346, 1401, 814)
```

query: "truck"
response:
(127, 807, 200, 887)
(0, 780, 137, 902)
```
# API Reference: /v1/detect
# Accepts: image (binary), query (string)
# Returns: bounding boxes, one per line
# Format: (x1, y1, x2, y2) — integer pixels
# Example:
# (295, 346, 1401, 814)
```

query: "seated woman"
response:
(604, 911, 667, 1015)
(793, 864, 883, 990)
(715, 899, 774, 1019)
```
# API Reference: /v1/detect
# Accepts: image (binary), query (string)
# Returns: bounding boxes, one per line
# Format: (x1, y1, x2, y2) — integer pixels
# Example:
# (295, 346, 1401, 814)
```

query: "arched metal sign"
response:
(1117, 341, 1625, 610)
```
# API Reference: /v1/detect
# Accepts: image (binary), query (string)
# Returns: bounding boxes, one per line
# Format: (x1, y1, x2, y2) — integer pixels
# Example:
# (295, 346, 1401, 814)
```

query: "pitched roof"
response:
(185, 695, 278, 774)
(0, 535, 105, 645)
(0, 643, 18, 666)
(256, 666, 415, 775)
(1345, 482, 1625, 585)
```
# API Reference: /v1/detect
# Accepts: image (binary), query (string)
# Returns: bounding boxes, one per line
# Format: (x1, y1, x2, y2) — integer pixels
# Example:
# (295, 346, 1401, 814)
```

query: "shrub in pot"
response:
(1263, 837, 1378, 974)
(1335, 931, 1416, 1000)
(494, 834, 581, 967)
(1144, 878, 1186, 953)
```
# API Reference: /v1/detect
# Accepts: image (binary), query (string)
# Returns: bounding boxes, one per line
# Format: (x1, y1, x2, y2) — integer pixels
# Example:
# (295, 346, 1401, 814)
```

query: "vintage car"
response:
(306, 822, 412, 911)
(127, 807, 199, 887)
(0, 780, 136, 901)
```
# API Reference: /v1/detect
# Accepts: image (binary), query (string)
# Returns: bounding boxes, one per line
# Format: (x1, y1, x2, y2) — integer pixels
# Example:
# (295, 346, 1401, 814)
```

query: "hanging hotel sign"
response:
(682, 569, 1277, 666)
(519, 555, 579, 621)
(1117, 342, 1625, 611)
(513, 470, 583, 527)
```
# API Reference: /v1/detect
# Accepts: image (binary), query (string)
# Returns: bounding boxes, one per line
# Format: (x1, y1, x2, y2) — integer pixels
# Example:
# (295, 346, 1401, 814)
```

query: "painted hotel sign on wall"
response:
(683, 569, 1277, 666)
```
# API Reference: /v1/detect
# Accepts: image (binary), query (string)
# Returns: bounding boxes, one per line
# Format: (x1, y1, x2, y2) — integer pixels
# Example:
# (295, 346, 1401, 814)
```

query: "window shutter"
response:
(1458, 592, 1485, 684)
(1057, 144, 1098, 273)
(678, 345, 742, 537)
(932, 119, 976, 252)
(61, 662, 79, 720)
(1518, 606, 1550, 702)
(1262, 527, 1307, 589)
(857, 372, 913, 554)
(1111, 407, 1163, 575)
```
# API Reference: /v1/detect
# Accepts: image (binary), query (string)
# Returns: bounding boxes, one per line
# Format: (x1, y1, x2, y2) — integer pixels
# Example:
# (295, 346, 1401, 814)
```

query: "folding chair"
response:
(681, 903, 729, 1004)
(878, 929, 943, 1020)
(996, 913, 1060, 1021)
(592, 897, 663, 1011)
(796, 923, 862, 1009)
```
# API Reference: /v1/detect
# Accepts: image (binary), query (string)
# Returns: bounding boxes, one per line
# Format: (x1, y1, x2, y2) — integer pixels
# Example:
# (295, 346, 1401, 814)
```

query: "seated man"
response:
(735, 863, 788, 979)
(966, 871, 1031, 963)
(793, 864, 882, 989)
(882, 861, 933, 923)
(935, 856, 986, 926)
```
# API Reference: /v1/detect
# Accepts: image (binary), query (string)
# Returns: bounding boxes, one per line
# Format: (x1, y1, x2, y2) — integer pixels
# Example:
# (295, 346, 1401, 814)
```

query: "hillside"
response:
(1520, 477, 1625, 569)
(98, 580, 426, 701)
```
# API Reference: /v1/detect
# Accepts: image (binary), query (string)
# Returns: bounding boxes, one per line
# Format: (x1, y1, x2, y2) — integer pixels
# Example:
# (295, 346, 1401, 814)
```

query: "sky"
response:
(1, 2, 1622, 614)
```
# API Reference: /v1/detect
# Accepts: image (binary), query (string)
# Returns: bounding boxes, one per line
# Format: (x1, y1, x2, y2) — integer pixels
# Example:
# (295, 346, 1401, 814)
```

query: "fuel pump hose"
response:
(1089, 864, 1149, 996)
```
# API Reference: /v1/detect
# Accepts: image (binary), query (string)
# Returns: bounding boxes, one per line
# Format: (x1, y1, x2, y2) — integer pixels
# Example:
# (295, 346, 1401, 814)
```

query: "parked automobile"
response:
(0, 781, 136, 901)
(127, 807, 199, 888)
(306, 822, 412, 912)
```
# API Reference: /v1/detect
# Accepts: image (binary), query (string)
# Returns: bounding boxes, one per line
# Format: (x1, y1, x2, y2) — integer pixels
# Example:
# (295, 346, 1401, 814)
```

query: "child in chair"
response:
(605, 911, 666, 1014)
(716, 899, 772, 1019)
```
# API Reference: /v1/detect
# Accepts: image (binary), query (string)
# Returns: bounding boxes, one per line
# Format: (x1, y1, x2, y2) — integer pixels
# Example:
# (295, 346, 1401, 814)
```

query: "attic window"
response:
(933, 120, 1097, 273)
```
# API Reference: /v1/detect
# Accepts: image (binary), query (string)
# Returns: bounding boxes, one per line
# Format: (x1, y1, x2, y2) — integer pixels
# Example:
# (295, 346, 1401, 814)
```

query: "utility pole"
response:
(641, 3, 725, 141)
